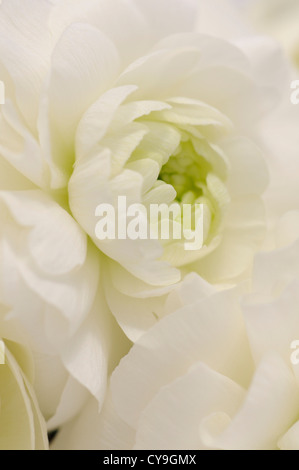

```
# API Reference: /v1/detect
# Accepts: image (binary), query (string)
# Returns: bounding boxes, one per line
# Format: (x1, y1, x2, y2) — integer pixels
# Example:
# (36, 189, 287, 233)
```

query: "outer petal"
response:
(134, 363, 245, 450)
(279, 421, 299, 450)
(206, 355, 299, 450)
(51, 394, 135, 451)
(49, 0, 198, 65)
(0, 190, 99, 352)
(0, 345, 48, 450)
(110, 289, 253, 428)
(45, 23, 120, 185)
(0, 0, 52, 130)
(60, 287, 130, 407)
(134, 0, 198, 39)
(244, 279, 299, 384)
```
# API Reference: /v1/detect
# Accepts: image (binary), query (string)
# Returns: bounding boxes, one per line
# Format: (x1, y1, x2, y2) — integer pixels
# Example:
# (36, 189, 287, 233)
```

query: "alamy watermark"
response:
(95, 196, 204, 251)
(290, 80, 299, 105)
(290, 340, 299, 365)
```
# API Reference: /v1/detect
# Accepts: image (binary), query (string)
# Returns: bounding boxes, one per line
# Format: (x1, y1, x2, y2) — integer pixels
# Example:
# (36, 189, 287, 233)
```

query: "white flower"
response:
(0, 0, 290, 341)
(63, 0, 283, 341)
(52, 216, 299, 449)
(1, 0, 299, 441)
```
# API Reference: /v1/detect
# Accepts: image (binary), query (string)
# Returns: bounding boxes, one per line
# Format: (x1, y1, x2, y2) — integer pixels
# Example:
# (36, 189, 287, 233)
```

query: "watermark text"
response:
(95, 196, 204, 251)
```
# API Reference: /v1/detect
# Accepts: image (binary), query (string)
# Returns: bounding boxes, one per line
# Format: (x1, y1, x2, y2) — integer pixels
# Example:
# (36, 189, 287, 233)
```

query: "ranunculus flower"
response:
(0, 0, 289, 340)
(1, 0, 299, 445)
(50, 0, 289, 342)
(52, 213, 299, 449)
(0, 319, 48, 449)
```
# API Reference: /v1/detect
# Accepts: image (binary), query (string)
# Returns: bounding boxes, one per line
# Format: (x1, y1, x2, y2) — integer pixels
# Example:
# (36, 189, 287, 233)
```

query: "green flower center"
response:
(158, 140, 212, 205)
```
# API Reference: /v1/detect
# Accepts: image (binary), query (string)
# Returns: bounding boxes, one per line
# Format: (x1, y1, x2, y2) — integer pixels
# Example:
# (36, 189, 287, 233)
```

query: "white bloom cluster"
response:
(0, 0, 299, 450)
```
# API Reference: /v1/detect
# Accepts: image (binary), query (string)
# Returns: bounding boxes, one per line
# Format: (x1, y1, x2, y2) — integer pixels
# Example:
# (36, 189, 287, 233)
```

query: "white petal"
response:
(134, 0, 198, 39)
(235, 35, 290, 109)
(47, 22, 120, 178)
(61, 292, 111, 405)
(21, 372, 49, 450)
(126, 159, 160, 195)
(31, 352, 69, 421)
(244, 281, 299, 383)
(262, 103, 299, 223)
(104, 272, 164, 342)
(209, 354, 299, 450)
(107, 259, 177, 299)
(194, 197, 266, 283)
(111, 289, 253, 428)
(196, 0, 252, 39)
(278, 421, 299, 450)
(0, 0, 52, 130)
(134, 362, 245, 450)
(0, 102, 49, 188)
(251, 239, 299, 298)
(51, 394, 135, 450)
(0, 345, 48, 449)
(164, 272, 217, 315)
(118, 48, 201, 100)
(50, 0, 150, 66)
(46, 375, 88, 430)
(76, 86, 137, 160)
(132, 121, 181, 168)
(0, 191, 99, 350)
(109, 100, 171, 132)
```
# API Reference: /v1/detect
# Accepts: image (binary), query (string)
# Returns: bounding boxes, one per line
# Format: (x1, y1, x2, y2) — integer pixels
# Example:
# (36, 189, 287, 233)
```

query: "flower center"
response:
(129, 102, 233, 266)
(158, 140, 212, 205)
